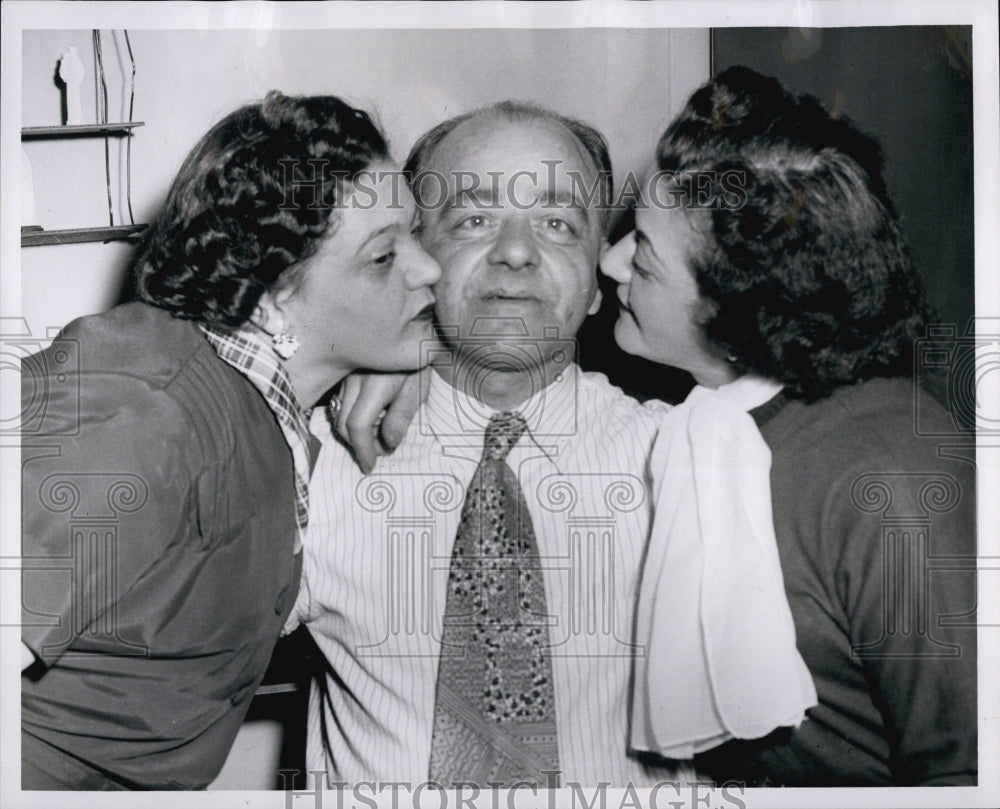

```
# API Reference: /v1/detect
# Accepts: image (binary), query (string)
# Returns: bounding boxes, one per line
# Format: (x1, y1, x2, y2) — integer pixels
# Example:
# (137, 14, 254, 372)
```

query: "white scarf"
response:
(631, 375, 817, 759)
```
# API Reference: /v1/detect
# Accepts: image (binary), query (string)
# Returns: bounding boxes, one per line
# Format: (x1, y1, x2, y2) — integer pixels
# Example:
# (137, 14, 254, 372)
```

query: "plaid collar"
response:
(199, 323, 312, 552)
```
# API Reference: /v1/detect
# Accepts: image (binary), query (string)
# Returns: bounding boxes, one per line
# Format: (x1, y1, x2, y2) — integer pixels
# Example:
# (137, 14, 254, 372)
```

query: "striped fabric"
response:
(296, 366, 693, 787)
(199, 324, 312, 552)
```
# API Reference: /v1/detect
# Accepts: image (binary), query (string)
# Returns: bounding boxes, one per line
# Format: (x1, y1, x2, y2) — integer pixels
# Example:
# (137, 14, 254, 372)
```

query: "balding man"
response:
(294, 102, 687, 789)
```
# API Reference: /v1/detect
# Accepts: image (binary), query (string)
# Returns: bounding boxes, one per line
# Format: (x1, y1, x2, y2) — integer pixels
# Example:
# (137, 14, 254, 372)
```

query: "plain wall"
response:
(20, 28, 710, 342)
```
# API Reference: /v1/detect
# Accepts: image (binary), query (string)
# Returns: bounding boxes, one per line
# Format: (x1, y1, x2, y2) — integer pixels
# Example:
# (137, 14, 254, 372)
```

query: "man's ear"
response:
(588, 238, 610, 316)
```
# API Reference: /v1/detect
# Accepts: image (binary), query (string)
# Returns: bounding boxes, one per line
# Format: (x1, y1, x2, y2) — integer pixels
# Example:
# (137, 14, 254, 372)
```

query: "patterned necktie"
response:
(429, 412, 560, 788)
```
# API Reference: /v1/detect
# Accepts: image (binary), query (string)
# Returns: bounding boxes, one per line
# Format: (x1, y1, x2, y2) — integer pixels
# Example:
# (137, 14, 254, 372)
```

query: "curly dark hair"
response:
(657, 67, 929, 401)
(134, 91, 388, 329)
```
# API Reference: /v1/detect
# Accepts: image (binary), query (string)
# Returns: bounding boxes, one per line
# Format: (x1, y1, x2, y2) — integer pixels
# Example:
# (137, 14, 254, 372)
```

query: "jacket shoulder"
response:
(53, 302, 206, 383)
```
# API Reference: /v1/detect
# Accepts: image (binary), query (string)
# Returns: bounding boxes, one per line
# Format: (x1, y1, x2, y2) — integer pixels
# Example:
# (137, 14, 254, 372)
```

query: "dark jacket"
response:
(21, 302, 300, 789)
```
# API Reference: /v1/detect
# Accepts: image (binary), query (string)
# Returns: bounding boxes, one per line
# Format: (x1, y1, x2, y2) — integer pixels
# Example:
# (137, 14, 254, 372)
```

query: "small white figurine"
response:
(58, 46, 85, 125)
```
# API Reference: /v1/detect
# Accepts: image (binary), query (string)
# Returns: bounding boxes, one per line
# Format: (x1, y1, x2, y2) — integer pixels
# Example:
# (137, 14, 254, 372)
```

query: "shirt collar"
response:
(421, 364, 580, 471)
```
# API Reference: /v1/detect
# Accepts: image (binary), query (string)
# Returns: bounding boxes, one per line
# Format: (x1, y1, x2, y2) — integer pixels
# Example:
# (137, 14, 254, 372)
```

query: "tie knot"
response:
(484, 412, 528, 460)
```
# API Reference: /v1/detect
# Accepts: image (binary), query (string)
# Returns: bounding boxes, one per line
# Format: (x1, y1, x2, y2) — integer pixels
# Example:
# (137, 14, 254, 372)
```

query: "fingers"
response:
(379, 369, 427, 450)
(336, 373, 364, 430)
(337, 373, 408, 474)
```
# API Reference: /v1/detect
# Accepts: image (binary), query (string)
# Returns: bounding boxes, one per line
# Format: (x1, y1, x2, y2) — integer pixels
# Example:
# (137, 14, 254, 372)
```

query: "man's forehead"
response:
(427, 113, 598, 180)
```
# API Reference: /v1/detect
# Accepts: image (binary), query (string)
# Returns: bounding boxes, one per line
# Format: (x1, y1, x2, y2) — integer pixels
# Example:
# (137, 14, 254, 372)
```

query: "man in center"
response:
(296, 102, 683, 787)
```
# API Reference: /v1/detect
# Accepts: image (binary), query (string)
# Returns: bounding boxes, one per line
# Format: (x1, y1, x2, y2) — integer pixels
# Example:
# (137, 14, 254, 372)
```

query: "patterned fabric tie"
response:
(429, 412, 560, 788)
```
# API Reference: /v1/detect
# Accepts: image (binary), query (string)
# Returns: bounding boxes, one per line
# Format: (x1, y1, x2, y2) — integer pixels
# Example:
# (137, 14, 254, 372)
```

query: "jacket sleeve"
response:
(20, 338, 199, 669)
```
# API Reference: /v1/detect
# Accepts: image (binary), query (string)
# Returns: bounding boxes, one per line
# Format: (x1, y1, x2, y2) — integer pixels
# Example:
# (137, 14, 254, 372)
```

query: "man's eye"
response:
(544, 218, 574, 234)
(456, 215, 489, 230)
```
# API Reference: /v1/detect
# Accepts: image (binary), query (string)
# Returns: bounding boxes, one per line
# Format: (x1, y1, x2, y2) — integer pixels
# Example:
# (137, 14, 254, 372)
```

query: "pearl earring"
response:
(272, 317, 300, 360)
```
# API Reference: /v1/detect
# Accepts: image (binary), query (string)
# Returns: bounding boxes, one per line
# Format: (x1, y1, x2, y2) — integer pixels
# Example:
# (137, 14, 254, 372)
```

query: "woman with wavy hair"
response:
(20, 91, 439, 790)
(603, 67, 976, 785)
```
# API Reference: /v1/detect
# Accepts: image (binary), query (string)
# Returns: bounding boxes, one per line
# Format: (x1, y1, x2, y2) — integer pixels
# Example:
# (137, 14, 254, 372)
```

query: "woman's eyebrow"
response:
(355, 223, 401, 255)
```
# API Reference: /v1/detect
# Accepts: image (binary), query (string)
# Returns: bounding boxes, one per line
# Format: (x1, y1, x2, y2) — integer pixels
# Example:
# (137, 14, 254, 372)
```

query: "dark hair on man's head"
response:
(403, 100, 614, 231)
(657, 66, 928, 401)
(134, 91, 388, 329)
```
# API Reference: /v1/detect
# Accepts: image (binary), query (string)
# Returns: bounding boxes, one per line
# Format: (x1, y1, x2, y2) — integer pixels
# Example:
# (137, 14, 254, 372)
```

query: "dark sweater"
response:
(698, 377, 977, 786)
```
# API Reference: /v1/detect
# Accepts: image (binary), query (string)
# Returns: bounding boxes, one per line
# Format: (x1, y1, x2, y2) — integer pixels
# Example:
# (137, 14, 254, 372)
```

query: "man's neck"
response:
(433, 357, 564, 412)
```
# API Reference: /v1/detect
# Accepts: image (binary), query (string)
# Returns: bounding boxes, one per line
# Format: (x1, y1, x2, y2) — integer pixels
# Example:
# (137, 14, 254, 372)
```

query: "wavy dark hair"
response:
(404, 100, 614, 232)
(657, 67, 929, 401)
(134, 91, 388, 329)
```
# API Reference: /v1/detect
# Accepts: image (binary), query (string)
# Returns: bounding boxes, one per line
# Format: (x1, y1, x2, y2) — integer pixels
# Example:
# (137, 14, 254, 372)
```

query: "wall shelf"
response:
(21, 122, 144, 139)
(21, 32, 145, 248)
(21, 224, 147, 247)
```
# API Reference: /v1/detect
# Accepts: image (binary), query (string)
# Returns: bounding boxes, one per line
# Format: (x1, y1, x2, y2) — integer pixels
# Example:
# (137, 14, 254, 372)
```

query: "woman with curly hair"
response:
(603, 67, 976, 785)
(20, 91, 439, 790)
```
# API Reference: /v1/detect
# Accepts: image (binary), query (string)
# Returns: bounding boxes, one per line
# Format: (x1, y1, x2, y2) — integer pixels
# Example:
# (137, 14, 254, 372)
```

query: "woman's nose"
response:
(404, 242, 442, 290)
(600, 231, 636, 284)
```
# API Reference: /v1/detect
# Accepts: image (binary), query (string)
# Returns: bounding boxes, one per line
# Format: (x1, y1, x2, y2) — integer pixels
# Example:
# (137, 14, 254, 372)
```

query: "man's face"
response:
(415, 115, 606, 370)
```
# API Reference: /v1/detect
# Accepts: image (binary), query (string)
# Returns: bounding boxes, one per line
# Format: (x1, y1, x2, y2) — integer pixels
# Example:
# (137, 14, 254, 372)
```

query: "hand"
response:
(336, 370, 426, 473)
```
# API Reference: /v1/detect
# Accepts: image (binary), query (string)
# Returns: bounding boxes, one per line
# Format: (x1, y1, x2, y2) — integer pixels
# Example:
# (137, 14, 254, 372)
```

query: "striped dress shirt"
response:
(296, 366, 688, 787)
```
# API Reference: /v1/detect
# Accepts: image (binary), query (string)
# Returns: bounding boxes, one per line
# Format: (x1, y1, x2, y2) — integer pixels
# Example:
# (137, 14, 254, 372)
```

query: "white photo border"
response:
(2, 3, 997, 809)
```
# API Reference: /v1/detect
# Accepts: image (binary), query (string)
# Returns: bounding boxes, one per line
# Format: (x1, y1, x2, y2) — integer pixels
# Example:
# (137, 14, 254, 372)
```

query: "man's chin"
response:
(440, 339, 540, 374)
(446, 309, 547, 340)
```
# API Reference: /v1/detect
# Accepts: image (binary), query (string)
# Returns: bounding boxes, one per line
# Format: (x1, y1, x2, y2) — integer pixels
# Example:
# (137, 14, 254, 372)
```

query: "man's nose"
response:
(486, 218, 541, 271)
(599, 232, 636, 286)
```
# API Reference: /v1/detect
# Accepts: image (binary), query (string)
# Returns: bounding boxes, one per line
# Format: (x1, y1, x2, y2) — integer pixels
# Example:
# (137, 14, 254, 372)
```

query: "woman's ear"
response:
(252, 295, 278, 336)
(254, 284, 296, 336)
